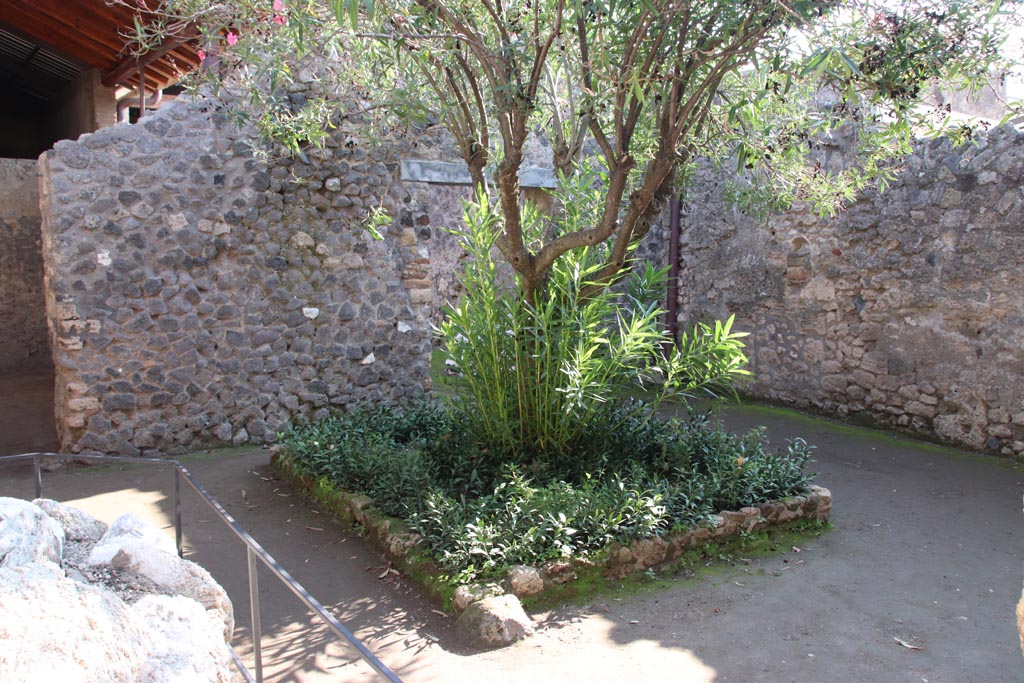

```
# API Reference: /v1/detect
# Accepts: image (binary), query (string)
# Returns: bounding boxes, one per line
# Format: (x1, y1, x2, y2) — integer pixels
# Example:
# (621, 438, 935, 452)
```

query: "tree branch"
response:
(532, 160, 634, 275)
(575, 14, 616, 167)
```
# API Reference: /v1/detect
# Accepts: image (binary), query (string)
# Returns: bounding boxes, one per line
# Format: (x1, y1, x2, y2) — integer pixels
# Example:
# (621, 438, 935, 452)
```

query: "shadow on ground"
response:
(1, 402, 1022, 682)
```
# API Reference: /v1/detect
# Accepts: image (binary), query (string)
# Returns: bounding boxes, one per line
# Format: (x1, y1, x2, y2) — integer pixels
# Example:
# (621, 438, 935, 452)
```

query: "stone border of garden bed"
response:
(269, 449, 831, 649)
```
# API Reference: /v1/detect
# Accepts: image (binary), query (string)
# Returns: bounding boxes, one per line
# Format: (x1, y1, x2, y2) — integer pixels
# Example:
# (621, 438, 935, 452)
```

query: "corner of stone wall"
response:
(661, 125, 1024, 458)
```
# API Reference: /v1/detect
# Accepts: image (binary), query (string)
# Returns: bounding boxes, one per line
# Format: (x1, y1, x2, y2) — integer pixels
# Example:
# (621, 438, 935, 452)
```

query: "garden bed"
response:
(272, 450, 830, 585)
(271, 449, 830, 647)
(268, 401, 830, 647)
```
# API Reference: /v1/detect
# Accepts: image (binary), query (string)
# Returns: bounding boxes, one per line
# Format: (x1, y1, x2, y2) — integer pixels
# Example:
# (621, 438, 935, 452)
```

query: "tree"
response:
(128, 1, 1020, 463)
(131, 0, 1021, 300)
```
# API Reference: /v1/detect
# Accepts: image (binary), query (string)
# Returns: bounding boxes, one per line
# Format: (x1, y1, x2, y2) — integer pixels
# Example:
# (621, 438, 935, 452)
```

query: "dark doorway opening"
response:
(0, 370, 58, 455)
(0, 158, 58, 455)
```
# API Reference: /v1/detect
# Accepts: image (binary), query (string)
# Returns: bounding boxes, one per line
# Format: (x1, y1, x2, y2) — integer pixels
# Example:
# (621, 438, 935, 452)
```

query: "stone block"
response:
(289, 231, 316, 249)
(821, 375, 847, 393)
(905, 401, 937, 419)
(851, 369, 876, 389)
(989, 424, 1013, 439)
(821, 361, 843, 375)
(452, 582, 504, 613)
(455, 595, 534, 649)
(409, 288, 433, 305)
(630, 537, 670, 568)
(67, 397, 100, 412)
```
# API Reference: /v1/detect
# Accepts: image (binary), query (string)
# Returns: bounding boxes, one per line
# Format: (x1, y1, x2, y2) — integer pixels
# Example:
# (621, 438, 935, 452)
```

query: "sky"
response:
(1005, 19, 1024, 101)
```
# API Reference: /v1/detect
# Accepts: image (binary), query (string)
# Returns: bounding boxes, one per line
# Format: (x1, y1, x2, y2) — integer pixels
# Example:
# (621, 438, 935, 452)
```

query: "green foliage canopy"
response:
(133, 0, 1020, 296)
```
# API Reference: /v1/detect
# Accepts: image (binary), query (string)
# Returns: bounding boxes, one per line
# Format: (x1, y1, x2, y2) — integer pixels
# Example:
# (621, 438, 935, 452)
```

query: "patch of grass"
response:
(522, 519, 831, 610)
(725, 401, 1024, 468)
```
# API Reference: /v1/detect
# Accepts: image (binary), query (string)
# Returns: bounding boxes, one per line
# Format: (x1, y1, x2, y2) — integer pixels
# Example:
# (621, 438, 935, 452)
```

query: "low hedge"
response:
(277, 401, 814, 583)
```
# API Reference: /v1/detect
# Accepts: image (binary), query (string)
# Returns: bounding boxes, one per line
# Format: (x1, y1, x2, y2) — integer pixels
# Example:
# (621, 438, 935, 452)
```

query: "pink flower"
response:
(197, 49, 206, 61)
(271, 0, 286, 25)
(226, 32, 238, 45)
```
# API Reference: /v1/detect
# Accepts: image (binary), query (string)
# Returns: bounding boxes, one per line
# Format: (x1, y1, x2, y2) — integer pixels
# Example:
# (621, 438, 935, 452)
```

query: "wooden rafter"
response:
(0, 0, 199, 93)
(103, 25, 199, 88)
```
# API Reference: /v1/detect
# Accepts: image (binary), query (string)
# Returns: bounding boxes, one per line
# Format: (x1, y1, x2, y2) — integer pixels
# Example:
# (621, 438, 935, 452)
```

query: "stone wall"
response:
(35, 81, 1024, 458)
(651, 125, 1024, 457)
(0, 159, 50, 373)
(39, 96, 464, 455)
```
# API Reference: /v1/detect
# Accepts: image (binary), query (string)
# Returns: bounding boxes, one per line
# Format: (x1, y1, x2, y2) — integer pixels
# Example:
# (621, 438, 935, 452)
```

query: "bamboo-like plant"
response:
(439, 182, 749, 469)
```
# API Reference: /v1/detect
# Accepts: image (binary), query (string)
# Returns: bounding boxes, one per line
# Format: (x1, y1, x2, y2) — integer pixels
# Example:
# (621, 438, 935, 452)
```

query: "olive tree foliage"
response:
(130, 0, 1020, 301)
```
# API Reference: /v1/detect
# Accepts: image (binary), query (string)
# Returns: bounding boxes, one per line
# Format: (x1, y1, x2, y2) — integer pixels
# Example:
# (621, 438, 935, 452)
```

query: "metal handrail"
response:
(1, 452, 404, 683)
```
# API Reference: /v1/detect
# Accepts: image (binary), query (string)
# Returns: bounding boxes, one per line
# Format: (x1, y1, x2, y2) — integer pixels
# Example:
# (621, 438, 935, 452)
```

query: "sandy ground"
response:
(1, 398, 1022, 682)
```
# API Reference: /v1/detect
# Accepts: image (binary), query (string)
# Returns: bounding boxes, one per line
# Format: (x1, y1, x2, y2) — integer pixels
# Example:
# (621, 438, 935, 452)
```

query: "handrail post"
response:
(174, 468, 183, 558)
(247, 546, 264, 683)
(33, 456, 42, 500)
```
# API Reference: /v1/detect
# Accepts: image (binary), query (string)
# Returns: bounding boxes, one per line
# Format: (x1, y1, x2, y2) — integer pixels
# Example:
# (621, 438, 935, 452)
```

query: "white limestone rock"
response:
(0, 498, 237, 681)
(132, 595, 238, 683)
(452, 581, 504, 613)
(0, 562, 152, 681)
(89, 512, 177, 560)
(0, 496, 64, 568)
(88, 513, 234, 639)
(505, 565, 545, 598)
(34, 497, 108, 542)
(289, 230, 315, 249)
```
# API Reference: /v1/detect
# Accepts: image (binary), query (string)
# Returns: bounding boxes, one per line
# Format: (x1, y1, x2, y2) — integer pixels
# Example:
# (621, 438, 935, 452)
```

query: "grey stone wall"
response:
(0, 159, 49, 373)
(646, 125, 1024, 457)
(38, 97, 462, 455)
(35, 80, 1024, 459)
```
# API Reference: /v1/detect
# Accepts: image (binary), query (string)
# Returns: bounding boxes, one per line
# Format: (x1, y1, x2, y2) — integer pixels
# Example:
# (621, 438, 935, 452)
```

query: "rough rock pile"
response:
(0, 497, 240, 682)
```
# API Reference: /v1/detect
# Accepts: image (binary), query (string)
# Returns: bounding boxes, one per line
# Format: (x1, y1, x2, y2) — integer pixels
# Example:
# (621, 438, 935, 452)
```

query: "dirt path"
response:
(1, 403, 1021, 682)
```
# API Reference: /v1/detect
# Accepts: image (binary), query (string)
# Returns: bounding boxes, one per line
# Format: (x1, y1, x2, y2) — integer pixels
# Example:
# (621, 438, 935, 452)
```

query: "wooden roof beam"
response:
(0, 5, 123, 68)
(102, 25, 198, 88)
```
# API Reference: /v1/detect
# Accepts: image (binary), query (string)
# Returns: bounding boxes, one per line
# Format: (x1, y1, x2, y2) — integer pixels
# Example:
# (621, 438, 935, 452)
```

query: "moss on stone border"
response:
(270, 449, 831, 614)
(523, 518, 832, 610)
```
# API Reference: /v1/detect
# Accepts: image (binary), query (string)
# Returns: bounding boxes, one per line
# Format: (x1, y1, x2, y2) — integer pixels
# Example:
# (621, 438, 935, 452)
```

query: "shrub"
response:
(278, 402, 814, 582)
(437, 188, 751, 474)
